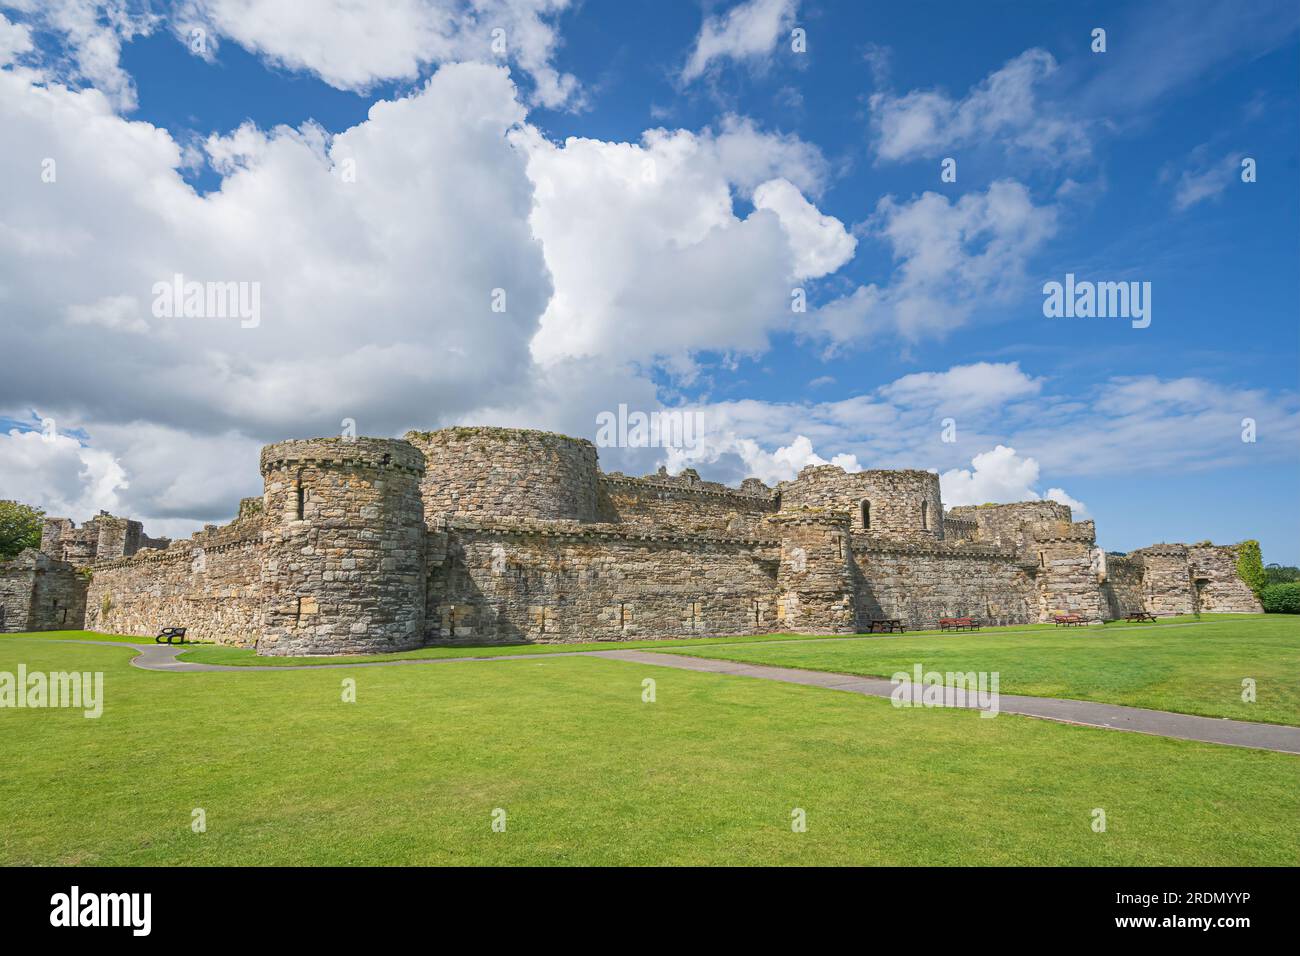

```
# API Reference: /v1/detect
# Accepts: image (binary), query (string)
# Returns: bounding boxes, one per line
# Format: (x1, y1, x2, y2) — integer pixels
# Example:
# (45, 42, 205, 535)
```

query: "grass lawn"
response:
(654, 615, 1300, 726)
(0, 638, 1297, 865)
(0, 629, 176, 644)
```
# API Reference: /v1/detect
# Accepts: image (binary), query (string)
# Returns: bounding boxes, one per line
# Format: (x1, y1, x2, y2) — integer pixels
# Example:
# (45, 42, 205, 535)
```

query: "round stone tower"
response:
(404, 426, 600, 523)
(779, 465, 943, 540)
(258, 437, 426, 656)
(770, 511, 856, 633)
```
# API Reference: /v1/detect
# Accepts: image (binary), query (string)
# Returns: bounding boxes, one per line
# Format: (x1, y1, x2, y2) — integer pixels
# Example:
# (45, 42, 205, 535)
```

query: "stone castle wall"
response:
(1188, 544, 1264, 613)
(851, 538, 1037, 627)
(599, 470, 775, 534)
(427, 518, 780, 643)
(24, 425, 1265, 652)
(1100, 554, 1146, 618)
(85, 518, 263, 644)
(0, 550, 88, 632)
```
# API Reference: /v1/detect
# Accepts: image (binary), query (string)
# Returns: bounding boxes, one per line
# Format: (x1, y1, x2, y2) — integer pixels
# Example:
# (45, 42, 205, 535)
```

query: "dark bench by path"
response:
(939, 617, 981, 632)
(868, 618, 905, 633)
(1124, 611, 1158, 623)
(1053, 614, 1086, 627)
(156, 627, 188, 645)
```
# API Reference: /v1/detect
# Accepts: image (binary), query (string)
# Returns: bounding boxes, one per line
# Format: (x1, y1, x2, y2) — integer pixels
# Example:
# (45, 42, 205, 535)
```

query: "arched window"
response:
(860, 499, 871, 530)
(921, 500, 929, 530)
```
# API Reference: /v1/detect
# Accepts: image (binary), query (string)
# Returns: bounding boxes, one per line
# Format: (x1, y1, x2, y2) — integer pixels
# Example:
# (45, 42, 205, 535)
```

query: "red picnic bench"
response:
(939, 617, 981, 632)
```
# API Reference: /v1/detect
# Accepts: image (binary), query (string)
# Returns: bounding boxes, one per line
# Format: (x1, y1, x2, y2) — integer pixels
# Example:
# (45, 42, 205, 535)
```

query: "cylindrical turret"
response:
(258, 437, 426, 656)
(770, 511, 855, 633)
(405, 426, 600, 523)
(778, 466, 943, 539)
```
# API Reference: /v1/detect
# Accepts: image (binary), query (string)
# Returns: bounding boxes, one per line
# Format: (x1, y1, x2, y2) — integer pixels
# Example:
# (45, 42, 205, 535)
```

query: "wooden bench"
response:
(868, 618, 905, 633)
(1053, 614, 1085, 627)
(1124, 611, 1158, 623)
(156, 627, 188, 645)
(939, 617, 981, 631)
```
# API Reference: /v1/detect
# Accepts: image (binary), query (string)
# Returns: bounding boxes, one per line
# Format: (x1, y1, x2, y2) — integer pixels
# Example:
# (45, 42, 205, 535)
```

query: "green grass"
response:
(0, 639, 1295, 865)
(653, 615, 1300, 726)
(173, 630, 870, 666)
(0, 629, 180, 644)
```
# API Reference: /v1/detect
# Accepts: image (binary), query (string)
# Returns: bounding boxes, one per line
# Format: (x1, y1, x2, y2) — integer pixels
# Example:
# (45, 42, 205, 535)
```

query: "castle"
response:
(0, 426, 1262, 653)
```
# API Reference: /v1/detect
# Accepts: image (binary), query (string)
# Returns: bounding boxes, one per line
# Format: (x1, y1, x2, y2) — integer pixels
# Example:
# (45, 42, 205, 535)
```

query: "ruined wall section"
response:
(1130, 545, 1197, 616)
(947, 501, 1073, 552)
(40, 512, 171, 566)
(1188, 544, 1263, 613)
(0, 550, 88, 632)
(407, 427, 600, 523)
(85, 514, 263, 644)
(258, 437, 427, 656)
(427, 517, 780, 643)
(1101, 554, 1145, 618)
(779, 466, 943, 539)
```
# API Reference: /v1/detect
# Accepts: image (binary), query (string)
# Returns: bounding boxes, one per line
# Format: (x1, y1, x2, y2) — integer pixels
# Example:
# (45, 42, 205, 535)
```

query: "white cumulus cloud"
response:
(681, 0, 797, 82)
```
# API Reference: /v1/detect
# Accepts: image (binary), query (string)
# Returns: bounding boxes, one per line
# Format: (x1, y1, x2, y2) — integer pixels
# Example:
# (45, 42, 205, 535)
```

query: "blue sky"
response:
(0, 0, 1297, 562)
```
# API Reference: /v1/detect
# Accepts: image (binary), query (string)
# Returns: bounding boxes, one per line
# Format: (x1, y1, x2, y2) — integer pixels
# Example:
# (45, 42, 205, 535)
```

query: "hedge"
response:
(1260, 582, 1300, 614)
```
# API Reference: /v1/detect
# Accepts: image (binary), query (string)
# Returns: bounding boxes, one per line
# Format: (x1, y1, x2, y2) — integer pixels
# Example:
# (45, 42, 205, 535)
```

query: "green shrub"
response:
(1260, 582, 1300, 614)
(1236, 540, 1266, 596)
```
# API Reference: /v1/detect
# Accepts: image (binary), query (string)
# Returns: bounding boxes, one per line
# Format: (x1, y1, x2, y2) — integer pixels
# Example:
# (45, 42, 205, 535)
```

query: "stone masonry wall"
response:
(1131, 546, 1197, 616)
(772, 512, 856, 633)
(408, 427, 600, 523)
(1189, 544, 1264, 613)
(599, 470, 775, 534)
(0, 550, 88, 632)
(1100, 554, 1146, 618)
(258, 437, 427, 656)
(85, 520, 263, 644)
(0, 561, 35, 632)
(851, 538, 1037, 628)
(778, 466, 943, 539)
(427, 518, 780, 643)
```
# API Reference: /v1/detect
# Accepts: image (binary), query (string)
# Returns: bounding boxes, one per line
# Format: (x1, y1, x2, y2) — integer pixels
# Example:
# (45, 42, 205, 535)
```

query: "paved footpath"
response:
(24, 638, 1300, 755)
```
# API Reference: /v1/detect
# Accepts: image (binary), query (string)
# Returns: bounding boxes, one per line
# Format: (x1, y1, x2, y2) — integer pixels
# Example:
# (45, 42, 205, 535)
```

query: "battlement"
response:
(39, 510, 170, 567)
(260, 436, 426, 476)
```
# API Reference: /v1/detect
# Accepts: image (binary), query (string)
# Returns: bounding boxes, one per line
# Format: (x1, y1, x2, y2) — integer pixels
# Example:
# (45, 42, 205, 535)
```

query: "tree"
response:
(1264, 563, 1300, 585)
(0, 500, 45, 560)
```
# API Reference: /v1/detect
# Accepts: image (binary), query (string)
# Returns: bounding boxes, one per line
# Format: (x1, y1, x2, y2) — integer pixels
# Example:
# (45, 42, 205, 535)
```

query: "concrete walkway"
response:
(16, 637, 1300, 755)
(589, 649, 1300, 755)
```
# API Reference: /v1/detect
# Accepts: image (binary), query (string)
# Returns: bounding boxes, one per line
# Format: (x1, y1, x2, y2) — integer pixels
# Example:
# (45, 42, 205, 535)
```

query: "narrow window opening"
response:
(921, 500, 929, 530)
(1039, 551, 1045, 567)
(861, 499, 871, 530)
(296, 483, 306, 520)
